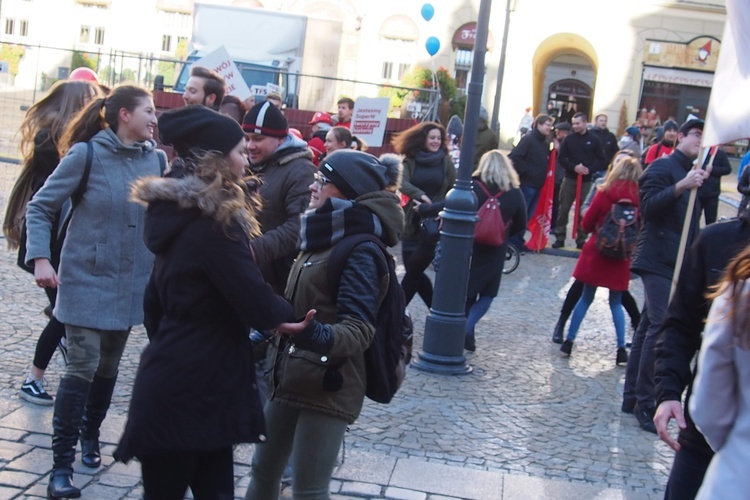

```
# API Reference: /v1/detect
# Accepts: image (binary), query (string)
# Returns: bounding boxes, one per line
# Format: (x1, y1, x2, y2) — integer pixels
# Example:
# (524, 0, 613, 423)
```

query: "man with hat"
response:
(623, 118, 709, 434)
(644, 120, 679, 167)
(551, 121, 572, 230)
(307, 111, 333, 166)
(246, 149, 404, 499)
(243, 101, 316, 293)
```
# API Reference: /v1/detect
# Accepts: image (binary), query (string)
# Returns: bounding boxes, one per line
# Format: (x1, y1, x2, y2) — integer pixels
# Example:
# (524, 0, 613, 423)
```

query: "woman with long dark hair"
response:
(392, 121, 455, 308)
(25, 84, 166, 498)
(115, 106, 295, 499)
(3, 80, 101, 405)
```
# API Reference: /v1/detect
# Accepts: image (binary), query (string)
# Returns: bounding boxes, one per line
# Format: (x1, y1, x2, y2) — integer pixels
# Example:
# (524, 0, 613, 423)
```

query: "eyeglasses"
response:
(314, 172, 333, 186)
(686, 131, 703, 138)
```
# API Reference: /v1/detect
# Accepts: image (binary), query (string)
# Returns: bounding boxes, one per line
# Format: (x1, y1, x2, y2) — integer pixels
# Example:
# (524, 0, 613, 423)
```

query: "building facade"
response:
(0, 0, 727, 143)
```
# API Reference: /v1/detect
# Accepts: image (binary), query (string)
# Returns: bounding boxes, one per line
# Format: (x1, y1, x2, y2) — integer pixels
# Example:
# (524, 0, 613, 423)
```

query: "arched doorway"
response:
(532, 34, 598, 123)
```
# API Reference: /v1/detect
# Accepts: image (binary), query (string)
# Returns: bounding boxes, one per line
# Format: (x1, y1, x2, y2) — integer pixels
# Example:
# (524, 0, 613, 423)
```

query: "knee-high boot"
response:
(80, 374, 117, 468)
(48, 377, 90, 499)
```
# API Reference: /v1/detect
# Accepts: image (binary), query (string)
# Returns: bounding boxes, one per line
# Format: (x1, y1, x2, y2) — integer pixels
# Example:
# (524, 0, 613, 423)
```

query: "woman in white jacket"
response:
(690, 244, 750, 500)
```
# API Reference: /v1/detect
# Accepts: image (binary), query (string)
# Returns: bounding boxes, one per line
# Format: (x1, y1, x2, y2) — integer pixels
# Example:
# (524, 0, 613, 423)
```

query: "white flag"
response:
(702, 0, 750, 147)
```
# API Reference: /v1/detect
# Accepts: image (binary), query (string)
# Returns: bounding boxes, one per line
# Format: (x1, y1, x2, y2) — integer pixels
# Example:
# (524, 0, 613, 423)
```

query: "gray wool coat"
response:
(25, 128, 165, 331)
(690, 282, 750, 500)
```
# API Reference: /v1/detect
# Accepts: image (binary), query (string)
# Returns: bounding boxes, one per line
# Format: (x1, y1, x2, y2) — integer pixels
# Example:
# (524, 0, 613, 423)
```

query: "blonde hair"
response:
(598, 154, 642, 199)
(472, 149, 520, 191)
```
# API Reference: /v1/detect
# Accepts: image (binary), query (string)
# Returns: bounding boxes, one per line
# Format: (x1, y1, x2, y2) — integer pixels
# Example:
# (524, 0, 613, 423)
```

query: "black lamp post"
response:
(412, 0, 493, 375)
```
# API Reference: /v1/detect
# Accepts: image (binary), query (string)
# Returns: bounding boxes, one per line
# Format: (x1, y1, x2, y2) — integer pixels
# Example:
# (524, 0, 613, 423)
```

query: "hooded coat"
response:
(115, 174, 295, 462)
(25, 128, 165, 330)
(249, 134, 317, 293)
(267, 191, 404, 424)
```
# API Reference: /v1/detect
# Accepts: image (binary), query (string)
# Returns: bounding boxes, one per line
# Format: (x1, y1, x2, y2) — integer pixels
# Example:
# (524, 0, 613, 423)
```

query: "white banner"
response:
(703, 0, 750, 146)
(350, 98, 391, 148)
(194, 46, 252, 101)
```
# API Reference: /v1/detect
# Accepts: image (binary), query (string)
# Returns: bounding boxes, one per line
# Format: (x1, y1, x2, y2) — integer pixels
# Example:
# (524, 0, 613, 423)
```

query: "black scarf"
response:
(414, 149, 446, 168)
(299, 198, 382, 252)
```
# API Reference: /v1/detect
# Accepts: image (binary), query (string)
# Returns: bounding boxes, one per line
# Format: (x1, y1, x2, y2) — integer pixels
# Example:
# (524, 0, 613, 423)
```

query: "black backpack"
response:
(327, 234, 413, 404)
(595, 199, 640, 260)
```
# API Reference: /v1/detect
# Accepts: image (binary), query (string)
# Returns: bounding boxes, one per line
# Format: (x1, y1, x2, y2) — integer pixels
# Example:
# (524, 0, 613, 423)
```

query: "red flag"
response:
(526, 149, 556, 252)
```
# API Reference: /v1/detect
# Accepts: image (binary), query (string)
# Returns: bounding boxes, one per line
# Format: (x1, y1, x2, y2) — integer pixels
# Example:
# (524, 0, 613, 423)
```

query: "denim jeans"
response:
(565, 284, 625, 347)
(511, 185, 540, 248)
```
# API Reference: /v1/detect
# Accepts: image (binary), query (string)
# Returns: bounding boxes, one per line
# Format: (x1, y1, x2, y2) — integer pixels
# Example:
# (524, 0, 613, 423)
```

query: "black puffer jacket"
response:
(115, 175, 295, 462)
(655, 212, 750, 454)
(508, 128, 550, 189)
(630, 149, 701, 279)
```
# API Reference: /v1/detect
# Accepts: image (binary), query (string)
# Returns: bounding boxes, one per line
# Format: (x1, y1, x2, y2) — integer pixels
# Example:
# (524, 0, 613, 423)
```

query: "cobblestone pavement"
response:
(0, 161, 739, 499)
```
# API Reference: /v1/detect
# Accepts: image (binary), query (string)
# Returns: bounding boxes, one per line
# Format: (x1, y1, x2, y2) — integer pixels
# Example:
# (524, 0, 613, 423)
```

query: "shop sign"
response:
(644, 36, 721, 72)
(451, 22, 494, 50)
(643, 66, 714, 88)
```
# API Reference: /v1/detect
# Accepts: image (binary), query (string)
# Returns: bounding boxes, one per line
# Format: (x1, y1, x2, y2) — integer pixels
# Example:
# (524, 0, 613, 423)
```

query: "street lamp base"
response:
(412, 351, 473, 375)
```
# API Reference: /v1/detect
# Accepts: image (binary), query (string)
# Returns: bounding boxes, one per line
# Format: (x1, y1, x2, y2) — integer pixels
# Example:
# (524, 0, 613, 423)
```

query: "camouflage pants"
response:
(63, 325, 129, 382)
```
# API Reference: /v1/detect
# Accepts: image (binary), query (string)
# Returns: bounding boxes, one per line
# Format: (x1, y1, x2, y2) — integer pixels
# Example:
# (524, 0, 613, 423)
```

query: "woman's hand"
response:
(276, 309, 317, 336)
(34, 258, 60, 288)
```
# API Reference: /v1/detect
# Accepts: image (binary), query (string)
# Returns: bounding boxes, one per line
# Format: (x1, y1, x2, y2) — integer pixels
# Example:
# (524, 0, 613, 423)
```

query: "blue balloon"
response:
(421, 3, 435, 21)
(425, 36, 440, 56)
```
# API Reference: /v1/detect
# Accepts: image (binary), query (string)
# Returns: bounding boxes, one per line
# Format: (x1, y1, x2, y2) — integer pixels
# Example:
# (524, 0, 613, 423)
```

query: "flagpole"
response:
(669, 146, 716, 300)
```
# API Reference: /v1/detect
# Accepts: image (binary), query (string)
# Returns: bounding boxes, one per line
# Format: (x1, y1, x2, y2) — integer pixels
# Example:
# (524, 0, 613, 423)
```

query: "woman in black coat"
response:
(465, 150, 527, 352)
(114, 107, 295, 499)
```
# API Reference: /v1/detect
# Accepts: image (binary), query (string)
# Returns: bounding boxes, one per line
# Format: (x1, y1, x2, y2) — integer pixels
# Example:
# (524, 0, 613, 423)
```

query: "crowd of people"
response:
(3, 63, 749, 500)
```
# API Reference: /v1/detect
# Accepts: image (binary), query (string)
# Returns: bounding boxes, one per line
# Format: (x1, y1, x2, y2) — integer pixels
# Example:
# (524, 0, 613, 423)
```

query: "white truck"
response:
(173, 3, 343, 111)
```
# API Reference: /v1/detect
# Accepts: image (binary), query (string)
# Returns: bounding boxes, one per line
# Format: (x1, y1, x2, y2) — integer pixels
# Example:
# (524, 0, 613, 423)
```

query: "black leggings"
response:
(32, 287, 66, 371)
(559, 279, 640, 328)
(401, 239, 436, 308)
(140, 447, 234, 500)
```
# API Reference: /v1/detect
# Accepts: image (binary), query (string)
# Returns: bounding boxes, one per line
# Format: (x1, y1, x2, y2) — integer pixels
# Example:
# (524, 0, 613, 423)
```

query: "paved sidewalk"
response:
(1, 162, 737, 498)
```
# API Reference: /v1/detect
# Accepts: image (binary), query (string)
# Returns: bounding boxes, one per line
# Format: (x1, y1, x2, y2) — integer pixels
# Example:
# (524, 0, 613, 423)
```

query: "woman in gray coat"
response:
(690, 244, 750, 500)
(25, 84, 165, 499)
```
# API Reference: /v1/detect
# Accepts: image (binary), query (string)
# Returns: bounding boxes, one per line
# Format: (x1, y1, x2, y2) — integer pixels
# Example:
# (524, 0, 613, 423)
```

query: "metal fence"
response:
(0, 42, 443, 162)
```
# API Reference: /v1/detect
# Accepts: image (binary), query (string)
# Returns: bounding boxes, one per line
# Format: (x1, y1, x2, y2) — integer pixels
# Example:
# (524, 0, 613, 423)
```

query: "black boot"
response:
(552, 318, 565, 344)
(48, 377, 90, 499)
(80, 374, 117, 468)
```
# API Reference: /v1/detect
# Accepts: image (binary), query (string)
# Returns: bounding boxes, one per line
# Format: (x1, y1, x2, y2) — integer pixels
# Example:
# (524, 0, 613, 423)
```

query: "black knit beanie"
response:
(320, 150, 388, 200)
(158, 106, 245, 158)
(242, 101, 288, 138)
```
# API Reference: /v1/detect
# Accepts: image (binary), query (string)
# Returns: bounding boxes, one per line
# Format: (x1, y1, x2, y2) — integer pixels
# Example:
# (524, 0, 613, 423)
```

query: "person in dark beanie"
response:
(243, 100, 316, 293)
(644, 120, 678, 167)
(246, 150, 404, 500)
(115, 105, 296, 499)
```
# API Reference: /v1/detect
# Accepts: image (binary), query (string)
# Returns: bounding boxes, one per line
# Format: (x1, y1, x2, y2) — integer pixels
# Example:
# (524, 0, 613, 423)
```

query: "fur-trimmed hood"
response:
(131, 175, 261, 255)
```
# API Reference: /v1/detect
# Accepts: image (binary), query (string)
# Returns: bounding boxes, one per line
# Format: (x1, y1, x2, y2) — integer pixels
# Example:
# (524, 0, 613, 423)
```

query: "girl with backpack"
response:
(245, 150, 404, 500)
(3, 80, 102, 406)
(464, 150, 527, 352)
(24, 84, 166, 499)
(559, 155, 643, 364)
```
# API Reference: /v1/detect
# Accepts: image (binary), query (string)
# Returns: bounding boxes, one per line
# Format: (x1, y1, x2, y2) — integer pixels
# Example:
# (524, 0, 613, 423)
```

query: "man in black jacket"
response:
(552, 112, 605, 249)
(589, 114, 619, 167)
(697, 147, 732, 225)
(508, 114, 552, 251)
(623, 118, 708, 433)
(653, 210, 750, 499)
